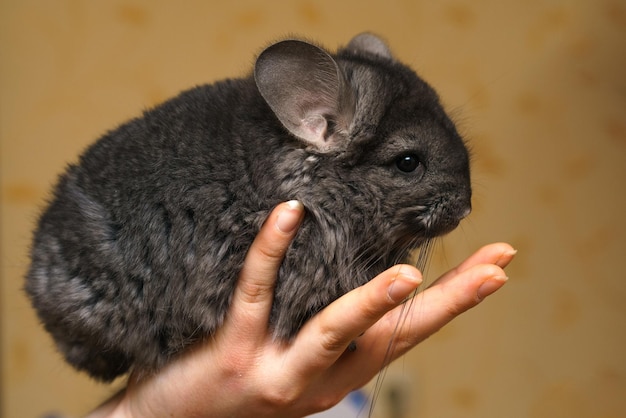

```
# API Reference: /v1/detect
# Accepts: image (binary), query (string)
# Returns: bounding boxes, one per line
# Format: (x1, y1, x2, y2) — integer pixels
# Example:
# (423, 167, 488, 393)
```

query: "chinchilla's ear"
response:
(343, 32, 394, 60)
(254, 40, 355, 153)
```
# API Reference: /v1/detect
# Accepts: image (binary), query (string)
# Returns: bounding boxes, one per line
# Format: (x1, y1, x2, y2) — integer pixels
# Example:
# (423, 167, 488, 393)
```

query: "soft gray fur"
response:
(25, 33, 472, 381)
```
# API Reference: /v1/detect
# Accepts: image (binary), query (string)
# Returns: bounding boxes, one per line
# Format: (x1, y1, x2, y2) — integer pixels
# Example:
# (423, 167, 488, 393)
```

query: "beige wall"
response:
(1, 1, 625, 417)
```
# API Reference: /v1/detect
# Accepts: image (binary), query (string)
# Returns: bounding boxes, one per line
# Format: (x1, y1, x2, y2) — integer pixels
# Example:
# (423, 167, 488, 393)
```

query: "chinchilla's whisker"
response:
(365, 238, 435, 417)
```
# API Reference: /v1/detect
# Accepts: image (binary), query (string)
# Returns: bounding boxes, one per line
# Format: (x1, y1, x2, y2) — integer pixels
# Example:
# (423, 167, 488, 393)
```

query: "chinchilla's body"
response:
(26, 34, 472, 381)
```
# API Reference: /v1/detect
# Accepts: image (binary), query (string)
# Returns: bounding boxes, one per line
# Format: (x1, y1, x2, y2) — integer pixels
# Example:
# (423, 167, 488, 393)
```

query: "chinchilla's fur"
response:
(25, 33, 471, 381)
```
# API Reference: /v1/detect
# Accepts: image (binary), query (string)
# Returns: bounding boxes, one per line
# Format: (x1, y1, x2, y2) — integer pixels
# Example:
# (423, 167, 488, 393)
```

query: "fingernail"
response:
(388, 269, 422, 303)
(276, 200, 304, 233)
(477, 275, 509, 300)
(496, 248, 518, 268)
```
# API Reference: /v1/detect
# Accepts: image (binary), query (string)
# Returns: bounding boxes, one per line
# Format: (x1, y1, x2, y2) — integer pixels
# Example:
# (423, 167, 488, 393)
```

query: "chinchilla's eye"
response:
(395, 154, 422, 173)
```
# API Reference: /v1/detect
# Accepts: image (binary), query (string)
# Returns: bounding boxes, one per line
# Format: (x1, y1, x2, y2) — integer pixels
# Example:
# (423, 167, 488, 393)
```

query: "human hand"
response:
(88, 200, 515, 418)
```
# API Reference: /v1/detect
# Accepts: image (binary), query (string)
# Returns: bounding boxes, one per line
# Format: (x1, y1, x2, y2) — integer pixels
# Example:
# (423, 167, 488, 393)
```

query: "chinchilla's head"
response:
(254, 33, 471, 265)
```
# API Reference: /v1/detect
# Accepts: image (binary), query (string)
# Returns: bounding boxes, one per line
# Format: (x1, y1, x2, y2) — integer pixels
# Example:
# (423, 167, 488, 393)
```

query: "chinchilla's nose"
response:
(460, 203, 472, 219)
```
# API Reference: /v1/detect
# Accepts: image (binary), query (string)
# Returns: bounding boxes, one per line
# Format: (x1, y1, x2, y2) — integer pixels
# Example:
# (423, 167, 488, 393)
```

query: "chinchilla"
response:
(25, 33, 471, 381)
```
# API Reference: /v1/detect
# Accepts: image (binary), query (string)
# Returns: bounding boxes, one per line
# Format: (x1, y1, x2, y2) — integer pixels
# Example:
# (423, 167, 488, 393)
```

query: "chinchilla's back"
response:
(26, 33, 472, 381)
(26, 78, 276, 380)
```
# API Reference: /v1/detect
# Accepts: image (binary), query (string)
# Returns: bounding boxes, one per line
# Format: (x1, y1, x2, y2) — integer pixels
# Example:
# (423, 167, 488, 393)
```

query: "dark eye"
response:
(395, 154, 422, 173)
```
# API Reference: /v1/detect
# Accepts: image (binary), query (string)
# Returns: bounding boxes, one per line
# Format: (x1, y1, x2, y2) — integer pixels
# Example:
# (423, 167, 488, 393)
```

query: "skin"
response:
(86, 200, 515, 418)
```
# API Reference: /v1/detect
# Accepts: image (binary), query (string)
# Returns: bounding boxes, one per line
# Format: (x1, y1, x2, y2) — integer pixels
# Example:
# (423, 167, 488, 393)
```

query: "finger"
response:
(287, 264, 423, 379)
(431, 242, 516, 288)
(312, 243, 516, 389)
(367, 261, 510, 363)
(225, 200, 304, 342)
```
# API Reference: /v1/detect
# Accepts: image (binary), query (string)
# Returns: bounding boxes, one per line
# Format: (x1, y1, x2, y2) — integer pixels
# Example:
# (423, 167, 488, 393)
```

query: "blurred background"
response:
(1, 0, 625, 417)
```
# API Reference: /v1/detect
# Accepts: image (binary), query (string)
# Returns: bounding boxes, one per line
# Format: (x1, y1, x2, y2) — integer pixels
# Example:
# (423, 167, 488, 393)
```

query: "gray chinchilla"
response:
(25, 33, 472, 381)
